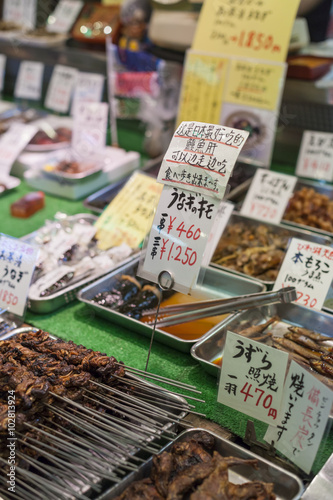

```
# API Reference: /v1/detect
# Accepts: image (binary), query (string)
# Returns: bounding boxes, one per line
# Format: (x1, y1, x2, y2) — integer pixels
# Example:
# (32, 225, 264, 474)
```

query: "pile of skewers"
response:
(0, 330, 194, 500)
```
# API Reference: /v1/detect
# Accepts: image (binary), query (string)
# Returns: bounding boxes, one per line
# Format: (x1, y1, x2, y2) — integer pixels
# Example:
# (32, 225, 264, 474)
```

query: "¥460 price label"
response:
(218, 331, 288, 425)
(139, 185, 219, 294)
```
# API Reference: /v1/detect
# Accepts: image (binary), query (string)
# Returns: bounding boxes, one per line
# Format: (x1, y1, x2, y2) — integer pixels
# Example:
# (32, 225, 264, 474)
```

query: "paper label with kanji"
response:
(71, 72, 105, 116)
(47, 0, 84, 33)
(296, 131, 333, 182)
(273, 238, 333, 310)
(3, 0, 36, 29)
(240, 169, 297, 224)
(0, 235, 39, 317)
(0, 123, 38, 175)
(72, 102, 108, 159)
(45, 65, 78, 113)
(218, 331, 288, 425)
(14, 61, 44, 101)
(157, 121, 249, 200)
(264, 360, 333, 474)
(138, 184, 220, 294)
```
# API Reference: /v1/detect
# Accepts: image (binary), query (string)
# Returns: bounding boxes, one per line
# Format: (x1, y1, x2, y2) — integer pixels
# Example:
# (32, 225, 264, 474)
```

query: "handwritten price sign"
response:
(218, 331, 288, 425)
(45, 65, 78, 113)
(273, 238, 333, 310)
(296, 131, 333, 182)
(0, 235, 39, 317)
(240, 169, 297, 224)
(139, 185, 219, 294)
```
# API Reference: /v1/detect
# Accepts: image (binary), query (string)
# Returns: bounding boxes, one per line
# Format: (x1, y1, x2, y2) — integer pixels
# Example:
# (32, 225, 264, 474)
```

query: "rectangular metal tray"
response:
(105, 428, 304, 500)
(22, 214, 136, 314)
(190, 302, 333, 378)
(83, 156, 163, 213)
(210, 212, 332, 289)
(78, 255, 266, 353)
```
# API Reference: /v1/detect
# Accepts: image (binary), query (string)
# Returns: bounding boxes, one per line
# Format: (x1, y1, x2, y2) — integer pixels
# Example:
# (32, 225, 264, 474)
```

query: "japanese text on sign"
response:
(192, 0, 301, 63)
(265, 361, 333, 474)
(0, 123, 37, 176)
(139, 185, 219, 294)
(0, 235, 39, 317)
(296, 131, 333, 183)
(47, 0, 84, 34)
(95, 172, 163, 250)
(3, 0, 36, 29)
(14, 61, 44, 101)
(157, 121, 249, 199)
(273, 238, 333, 310)
(72, 102, 108, 159)
(71, 72, 105, 116)
(218, 331, 289, 425)
(240, 169, 297, 224)
(45, 65, 78, 114)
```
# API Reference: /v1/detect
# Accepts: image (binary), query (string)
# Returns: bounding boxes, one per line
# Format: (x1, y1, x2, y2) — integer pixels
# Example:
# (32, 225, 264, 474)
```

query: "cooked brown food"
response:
(283, 186, 333, 232)
(212, 223, 289, 281)
(116, 431, 275, 500)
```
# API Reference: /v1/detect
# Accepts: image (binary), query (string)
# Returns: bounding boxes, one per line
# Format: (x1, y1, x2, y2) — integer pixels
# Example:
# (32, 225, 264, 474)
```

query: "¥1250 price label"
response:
(296, 131, 333, 182)
(273, 237, 333, 310)
(240, 169, 297, 224)
(218, 331, 288, 425)
(139, 185, 219, 294)
(0, 235, 39, 317)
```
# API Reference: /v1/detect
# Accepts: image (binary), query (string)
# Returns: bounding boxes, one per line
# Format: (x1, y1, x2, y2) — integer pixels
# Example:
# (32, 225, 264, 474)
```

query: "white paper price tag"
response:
(0, 235, 39, 317)
(218, 331, 289, 425)
(139, 184, 220, 294)
(0, 123, 38, 175)
(14, 61, 44, 101)
(3, 0, 36, 29)
(47, 0, 84, 34)
(202, 201, 234, 266)
(296, 131, 333, 182)
(72, 102, 108, 158)
(265, 361, 333, 474)
(273, 237, 333, 310)
(157, 121, 249, 200)
(71, 72, 105, 116)
(240, 169, 297, 224)
(0, 55, 7, 93)
(45, 65, 78, 113)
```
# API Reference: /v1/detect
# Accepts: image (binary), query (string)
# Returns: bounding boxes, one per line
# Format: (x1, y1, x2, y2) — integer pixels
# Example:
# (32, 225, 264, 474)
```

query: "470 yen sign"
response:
(139, 185, 220, 294)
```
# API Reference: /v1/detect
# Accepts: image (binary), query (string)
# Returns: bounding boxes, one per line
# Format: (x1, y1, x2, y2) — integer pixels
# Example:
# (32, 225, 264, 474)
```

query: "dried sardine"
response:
(287, 325, 330, 342)
(284, 332, 329, 353)
(272, 340, 310, 366)
(273, 337, 322, 360)
(237, 316, 279, 338)
(309, 359, 333, 379)
(321, 354, 333, 366)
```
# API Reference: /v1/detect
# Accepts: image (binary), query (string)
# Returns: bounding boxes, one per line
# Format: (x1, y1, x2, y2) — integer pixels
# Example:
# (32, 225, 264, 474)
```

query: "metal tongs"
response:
(142, 287, 297, 328)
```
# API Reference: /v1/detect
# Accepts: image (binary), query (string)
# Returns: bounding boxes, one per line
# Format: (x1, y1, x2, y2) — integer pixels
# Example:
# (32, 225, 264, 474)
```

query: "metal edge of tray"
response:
(77, 255, 266, 353)
(104, 427, 304, 500)
(4, 329, 188, 499)
(83, 157, 163, 213)
(21, 213, 136, 314)
(190, 302, 333, 378)
(211, 212, 333, 288)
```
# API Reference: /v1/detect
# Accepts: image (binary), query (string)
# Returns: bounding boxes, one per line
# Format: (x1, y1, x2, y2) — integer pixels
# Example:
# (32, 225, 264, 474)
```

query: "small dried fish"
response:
(321, 354, 333, 366)
(309, 359, 333, 379)
(272, 341, 310, 366)
(238, 316, 279, 338)
(284, 332, 329, 353)
(273, 337, 322, 360)
(287, 326, 329, 342)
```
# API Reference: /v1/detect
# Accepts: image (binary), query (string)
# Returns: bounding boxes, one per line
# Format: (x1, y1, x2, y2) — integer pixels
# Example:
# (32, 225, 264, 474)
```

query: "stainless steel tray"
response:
(281, 179, 333, 239)
(22, 214, 136, 314)
(190, 302, 333, 377)
(106, 428, 304, 500)
(210, 212, 332, 288)
(78, 255, 266, 353)
(83, 157, 163, 213)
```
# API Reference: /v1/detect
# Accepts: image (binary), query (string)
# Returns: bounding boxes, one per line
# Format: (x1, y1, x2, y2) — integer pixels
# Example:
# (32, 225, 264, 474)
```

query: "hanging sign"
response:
(138, 184, 220, 294)
(72, 102, 108, 159)
(0, 235, 39, 317)
(264, 360, 333, 474)
(296, 131, 333, 182)
(45, 65, 78, 114)
(0, 123, 37, 175)
(240, 169, 297, 224)
(71, 72, 105, 115)
(273, 238, 333, 310)
(157, 121, 249, 200)
(47, 0, 84, 33)
(217, 331, 289, 425)
(14, 61, 44, 101)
